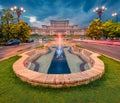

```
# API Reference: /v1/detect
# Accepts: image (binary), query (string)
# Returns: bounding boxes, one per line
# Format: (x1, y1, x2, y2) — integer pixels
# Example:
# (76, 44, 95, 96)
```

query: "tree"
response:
(114, 23, 120, 38)
(2, 24, 11, 41)
(1, 9, 14, 24)
(0, 8, 31, 44)
(86, 19, 103, 39)
(102, 20, 113, 39)
(0, 26, 3, 39)
(17, 21, 32, 42)
(0, 9, 15, 41)
(9, 23, 18, 39)
(102, 20, 120, 39)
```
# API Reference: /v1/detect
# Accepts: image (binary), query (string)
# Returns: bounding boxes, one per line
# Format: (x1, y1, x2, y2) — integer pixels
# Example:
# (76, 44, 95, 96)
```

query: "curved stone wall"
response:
(13, 44, 104, 88)
(71, 46, 94, 68)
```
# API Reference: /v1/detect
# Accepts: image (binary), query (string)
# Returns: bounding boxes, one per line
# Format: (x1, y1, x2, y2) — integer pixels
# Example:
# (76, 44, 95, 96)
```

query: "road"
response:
(1, 39, 120, 61)
(0, 40, 40, 60)
(75, 41, 120, 61)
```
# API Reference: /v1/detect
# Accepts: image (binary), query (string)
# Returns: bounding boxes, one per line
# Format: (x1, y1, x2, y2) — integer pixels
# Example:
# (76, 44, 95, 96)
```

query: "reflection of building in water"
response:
(31, 20, 87, 35)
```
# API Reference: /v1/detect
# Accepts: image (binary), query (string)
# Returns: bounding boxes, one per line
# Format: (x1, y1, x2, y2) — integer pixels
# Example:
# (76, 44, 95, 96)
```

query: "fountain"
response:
(48, 33, 71, 74)
(56, 33, 63, 59)
(56, 48, 64, 59)
(13, 32, 105, 88)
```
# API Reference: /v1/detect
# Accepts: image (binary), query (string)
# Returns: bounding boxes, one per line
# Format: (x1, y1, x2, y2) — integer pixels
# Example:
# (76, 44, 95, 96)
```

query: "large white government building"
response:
(32, 20, 87, 35)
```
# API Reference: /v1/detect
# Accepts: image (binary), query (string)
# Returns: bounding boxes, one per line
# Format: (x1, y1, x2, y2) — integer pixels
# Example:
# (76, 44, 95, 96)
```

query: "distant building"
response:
(31, 20, 87, 35)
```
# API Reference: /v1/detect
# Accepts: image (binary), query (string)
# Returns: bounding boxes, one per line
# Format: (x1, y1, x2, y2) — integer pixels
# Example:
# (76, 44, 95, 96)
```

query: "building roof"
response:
(50, 20, 69, 23)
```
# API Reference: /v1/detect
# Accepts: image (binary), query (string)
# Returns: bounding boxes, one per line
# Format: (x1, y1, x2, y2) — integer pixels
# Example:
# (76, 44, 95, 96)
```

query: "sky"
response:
(0, 0, 120, 27)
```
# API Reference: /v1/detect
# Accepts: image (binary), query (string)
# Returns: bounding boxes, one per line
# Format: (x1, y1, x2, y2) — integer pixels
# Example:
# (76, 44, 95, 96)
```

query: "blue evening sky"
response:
(0, 0, 120, 27)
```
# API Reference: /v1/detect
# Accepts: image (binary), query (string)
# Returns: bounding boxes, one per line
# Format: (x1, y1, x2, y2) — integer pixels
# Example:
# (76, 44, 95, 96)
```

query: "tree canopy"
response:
(86, 19, 120, 39)
(0, 8, 31, 44)
(86, 19, 103, 39)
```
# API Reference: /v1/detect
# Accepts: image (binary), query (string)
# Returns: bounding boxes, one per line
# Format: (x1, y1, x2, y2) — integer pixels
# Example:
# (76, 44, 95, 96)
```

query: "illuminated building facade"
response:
(32, 20, 87, 35)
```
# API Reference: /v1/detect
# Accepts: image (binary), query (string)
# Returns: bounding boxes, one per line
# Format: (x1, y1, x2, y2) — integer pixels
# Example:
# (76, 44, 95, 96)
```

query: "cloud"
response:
(0, 0, 120, 27)
(31, 16, 57, 27)
(29, 17, 37, 23)
(0, 5, 3, 10)
(24, 16, 37, 23)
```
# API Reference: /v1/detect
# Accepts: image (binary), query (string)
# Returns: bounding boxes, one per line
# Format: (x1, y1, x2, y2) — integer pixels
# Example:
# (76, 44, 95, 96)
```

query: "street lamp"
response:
(10, 6, 26, 23)
(0, 11, 4, 25)
(0, 12, 2, 23)
(112, 12, 118, 22)
(93, 6, 107, 20)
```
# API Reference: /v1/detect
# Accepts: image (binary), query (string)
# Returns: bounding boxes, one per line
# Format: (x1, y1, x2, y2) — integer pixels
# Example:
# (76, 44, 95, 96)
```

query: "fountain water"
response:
(56, 33, 63, 59)
(48, 33, 71, 74)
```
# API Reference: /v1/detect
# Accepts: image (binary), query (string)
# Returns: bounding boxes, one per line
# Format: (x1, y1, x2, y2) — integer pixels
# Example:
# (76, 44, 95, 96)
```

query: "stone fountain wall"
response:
(13, 42, 104, 88)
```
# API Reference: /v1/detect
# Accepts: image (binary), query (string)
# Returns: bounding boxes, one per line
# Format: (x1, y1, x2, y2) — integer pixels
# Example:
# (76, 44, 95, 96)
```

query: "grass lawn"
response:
(76, 45, 84, 48)
(35, 45, 44, 49)
(0, 56, 120, 103)
(30, 34, 42, 39)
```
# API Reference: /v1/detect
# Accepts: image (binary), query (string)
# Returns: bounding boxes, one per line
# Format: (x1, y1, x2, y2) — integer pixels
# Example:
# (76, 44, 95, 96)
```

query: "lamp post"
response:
(0, 12, 2, 25)
(0, 11, 4, 25)
(112, 12, 118, 22)
(10, 6, 25, 23)
(93, 6, 107, 20)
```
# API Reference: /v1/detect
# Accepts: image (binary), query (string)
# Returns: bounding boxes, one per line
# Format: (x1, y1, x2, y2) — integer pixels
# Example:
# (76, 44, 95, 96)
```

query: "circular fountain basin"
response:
(13, 43, 104, 88)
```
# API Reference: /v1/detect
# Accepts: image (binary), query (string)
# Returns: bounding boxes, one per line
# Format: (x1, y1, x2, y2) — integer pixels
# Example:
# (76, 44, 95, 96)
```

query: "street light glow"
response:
(112, 12, 118, 16)
(10, 7, 14, 11)
(112, 12, 118, 22)
(95, 7, 99, 11)
(93, 9, 95, 12)
(115, 13, 117, 16)
(102, 6, 105, 10)
(23, 10, 26, 12)
(14, 6, 17, 10)
(93, 6, 107, 20)
(20, 7, 24, 11)
(10, 6, 26, 23)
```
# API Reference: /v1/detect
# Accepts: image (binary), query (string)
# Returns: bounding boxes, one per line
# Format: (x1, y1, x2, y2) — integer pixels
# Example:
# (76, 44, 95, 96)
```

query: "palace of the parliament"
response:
(32, 20, 87, 35)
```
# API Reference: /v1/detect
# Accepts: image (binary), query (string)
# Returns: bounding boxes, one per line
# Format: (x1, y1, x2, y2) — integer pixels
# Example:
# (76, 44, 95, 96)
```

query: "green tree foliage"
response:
(86, 19, 103, 40)
(102, 20, 120, 39)
(87, 19, 120, 39)
(1, 23, 18, 41)
(1, 22, 31, 42)
(0, 8, 31, 43)
(2, 24, 11, 40)
(1, 9, 14, 24)
(115, 23, 120, 38)
(17, 21, 32, 42)
(102, 20, 113, 39)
